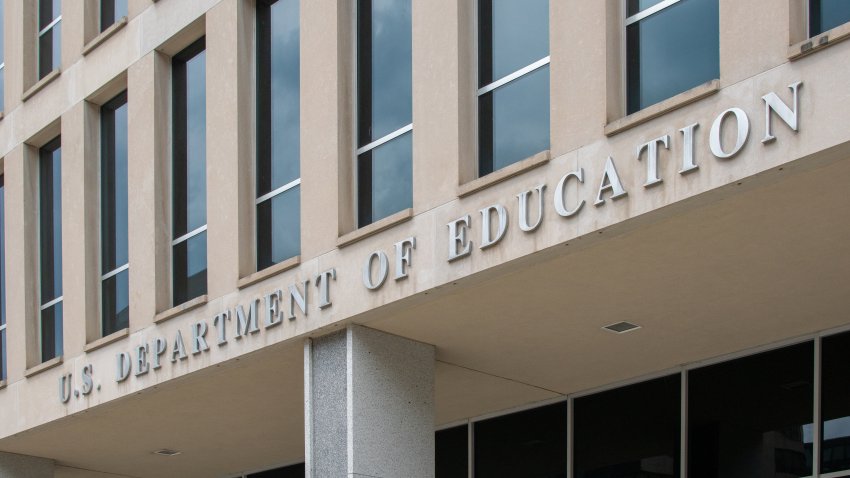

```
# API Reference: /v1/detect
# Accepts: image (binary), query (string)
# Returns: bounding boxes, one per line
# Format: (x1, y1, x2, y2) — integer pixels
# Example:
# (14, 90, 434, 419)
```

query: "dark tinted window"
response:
(626, 0, 719, 114)
(0, 0, 5, 112)
(0, 176, 5, 380)
(474, 402, 568, 477)
(39, 137, 63, 361)
(38, 0, 61, 79)
(436, 425, 468, 478)
(101, 92, 129, 335)
(478, 0, 548, 86)
(688, 342, 814, 478)
(821, 332, 850, 474)
(256, 0, 300, 270)
(810, 0, 850, 36)
(100, 0, 128, 32)
(574, 374, 681, 478)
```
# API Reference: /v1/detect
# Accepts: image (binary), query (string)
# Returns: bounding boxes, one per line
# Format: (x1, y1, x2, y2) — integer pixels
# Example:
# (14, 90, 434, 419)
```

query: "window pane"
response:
(173, 231, 207, 305)
(41, 301, 63, 361)
(257, 185, 300, 270)
(626, 0, 718, 114)
(0, 67, 5, 113)
(479, 65, 549, 176)
(101, 93, 129, 273)
(0, 176, 5, 329)
(436, 425, 468, 478)
(39, 0, 59, 29)
(627, 0, 667, 16)
(478, 0, 548, 86)
(0, 0, 5, 65)
(574, 374, 681, 478)
(811, 0, 850, 35)
(40, 140, 62, 304)
(38, 27, 57, 79)
(257, 0, 300, 196)
(688, 342, 814, 478)
(247, 463, 305, 478)
(0, 329, 5, 381)
(172, 41, 206, 237)
(102, 269, 129, 336)
(821, 332, 850, 474)
(101, 0, 128, 31)
(357, 0, 412, 145)
(473, 402, 568, 477)
(357, 131, 412, 227)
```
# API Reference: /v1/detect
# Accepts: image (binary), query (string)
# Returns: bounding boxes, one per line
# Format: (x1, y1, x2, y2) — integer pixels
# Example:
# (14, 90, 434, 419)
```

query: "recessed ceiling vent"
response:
(153, 449, 182, 457)
(603, 321, 641, 334)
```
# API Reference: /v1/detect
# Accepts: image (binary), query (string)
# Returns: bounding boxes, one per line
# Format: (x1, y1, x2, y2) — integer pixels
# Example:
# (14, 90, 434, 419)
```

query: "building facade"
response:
(0, 0, 849, 477)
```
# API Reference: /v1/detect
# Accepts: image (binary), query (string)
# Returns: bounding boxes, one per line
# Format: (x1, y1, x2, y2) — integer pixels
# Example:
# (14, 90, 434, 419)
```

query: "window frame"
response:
(475, 0, 550, 178)
(170, 37, 207, 307)
(354, 0, 414, 228)
(100, 91, 129, 337)
(37, 136, 63, 362)
(37, 0, 61, 80)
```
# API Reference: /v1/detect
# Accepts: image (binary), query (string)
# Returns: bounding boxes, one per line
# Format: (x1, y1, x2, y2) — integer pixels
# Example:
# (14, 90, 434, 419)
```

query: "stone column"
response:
(305, 325, 435, 478)
(0, 451, 54, 477)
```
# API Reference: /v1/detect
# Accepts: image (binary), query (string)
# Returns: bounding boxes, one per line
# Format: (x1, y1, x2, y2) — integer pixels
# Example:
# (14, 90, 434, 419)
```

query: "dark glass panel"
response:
(248, 463, 305, 478)
(0, 329, 5, 381)
(101, 0, 128, 31)
(478, 0, 548, 86)
(0, 176, 4, 328)
(688, 342, 814, 478)
(39, 139, 62, 304)
(574, 374, 681, 478)
(473, 401, 568, 477)
(0, 0, 5, 64)
(479, 65, 549, 176)
(101, 92, 129, 273)
(436, 425, 468, 478)
(627, 0, 666, 16)
(39, 0, 59, 29)
(626, 0, 718, 114)
(257, 0, 300, 196)
(810, 0, 850, 36)
(172, 39, 206, 237)
(0, 68, 5, 112)
(356, 0, 412, 145)
(41, 302, 63, 361)
(102, 269, 129, 336)
(173, 231, 207, 305)
(821, 332, 850, 474)
(257, 185, 300, 270)
(38, 24, 60, 79)
(357, 131, 412, 227)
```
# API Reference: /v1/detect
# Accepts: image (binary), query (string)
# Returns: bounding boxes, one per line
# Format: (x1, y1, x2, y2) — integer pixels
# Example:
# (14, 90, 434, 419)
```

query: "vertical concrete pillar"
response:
(0, 451, 54, 477)
(305, 325, 435, 478)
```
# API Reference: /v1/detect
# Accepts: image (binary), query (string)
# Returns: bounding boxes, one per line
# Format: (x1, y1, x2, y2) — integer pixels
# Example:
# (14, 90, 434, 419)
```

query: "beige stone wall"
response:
(0, 0, 847, 439)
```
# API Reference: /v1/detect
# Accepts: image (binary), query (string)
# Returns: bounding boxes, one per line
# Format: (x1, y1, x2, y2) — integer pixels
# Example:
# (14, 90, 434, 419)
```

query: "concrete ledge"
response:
(788, 22, 850, 60)
(458, 150, 550, 198)
(24, 356, 63, 378)
(238, 256, 301, 289)
(83, 328, 129, 353)
(82, 17, 128, 56)
(337, 208, 413, 248)
(155, 295, 208, 324)
(22, 69, 61, 102)
(0, 380, 6, 391)
(605, 80, 720, 136)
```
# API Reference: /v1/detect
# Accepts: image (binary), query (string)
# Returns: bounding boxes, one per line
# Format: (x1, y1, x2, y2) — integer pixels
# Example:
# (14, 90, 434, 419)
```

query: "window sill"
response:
(788, 22, 850, 60)
(337, 208, 413, 249)
(155, 295, 208, 324)
(238, 256, 301, 290)
(82, 16, 128, 56)
(22, 69, 61, 102)
(83, 328, 129, 353)
(24, 356, 63, 378)
(0, 380, 6, 390)
(458, 150, 551, 198)
(605, 79, 720, 137)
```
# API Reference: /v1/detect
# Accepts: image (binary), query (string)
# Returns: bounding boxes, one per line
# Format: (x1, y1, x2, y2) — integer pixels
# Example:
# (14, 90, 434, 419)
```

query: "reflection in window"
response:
(810, 0, 850, 36)
(688, 342, 814, 478)
(39, 137, 63, 361)
(0, 176, 5, 380)
(256, 0, 300, 271)
(474, 401, 568, 477)
(821, 332, 850, 474)
(574, 374, 681, 478)
(436, 425, 468, 478)
(0, 0, 5, 112)
(101, 92, 129, 336)
(38, 0, 61, 79)
(247, 463, 304, 477)
(172, 39, 207, 305)
(478, 0, 549, 176)
(625, 0, 718, 114)
(100, 0, 128, 32)
(356, 0, 412, 227)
